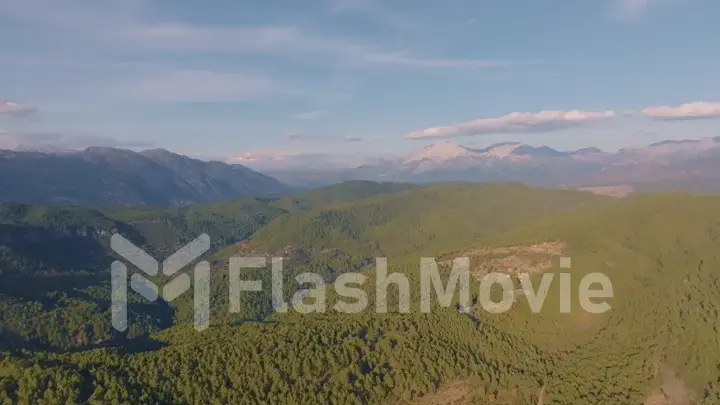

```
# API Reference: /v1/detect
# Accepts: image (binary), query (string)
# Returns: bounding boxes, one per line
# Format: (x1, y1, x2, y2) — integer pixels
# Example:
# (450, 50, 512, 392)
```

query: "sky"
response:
(1, 0, 720, 167)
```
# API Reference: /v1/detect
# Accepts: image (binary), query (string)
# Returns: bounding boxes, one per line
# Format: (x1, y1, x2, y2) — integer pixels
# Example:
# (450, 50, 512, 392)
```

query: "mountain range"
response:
(3, 136, 720, 207)
(264, 137, 720, 195)
(0, 147, 292, 206)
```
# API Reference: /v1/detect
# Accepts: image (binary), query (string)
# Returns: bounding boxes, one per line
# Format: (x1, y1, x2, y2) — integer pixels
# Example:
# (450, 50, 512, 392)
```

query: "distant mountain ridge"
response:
(0, 147, 292, 207)
(264, 137, 720, 194)
(6, 136, 720, 204)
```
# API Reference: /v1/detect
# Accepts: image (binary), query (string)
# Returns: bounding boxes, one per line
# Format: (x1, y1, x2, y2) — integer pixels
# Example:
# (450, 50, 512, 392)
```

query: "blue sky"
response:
(1, 0, 719, 166)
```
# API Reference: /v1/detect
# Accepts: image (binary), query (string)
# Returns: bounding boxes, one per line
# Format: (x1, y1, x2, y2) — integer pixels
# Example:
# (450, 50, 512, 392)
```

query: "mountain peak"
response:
(572, 147, 604, 155)
(404, 141, 472, 163)
(139, 148, 179, 160)
(485, 141, 522, 149)
(140, 148, 175, 156)
(626, 137, 719, 157)
(81, 146, 134, 157)
(511, 145, 567, 158)
(646, 139, 699, 148)
(480, 142, 522, 158)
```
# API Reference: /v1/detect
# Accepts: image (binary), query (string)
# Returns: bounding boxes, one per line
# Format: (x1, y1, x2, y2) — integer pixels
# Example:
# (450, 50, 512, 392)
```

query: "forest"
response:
(1, 182, 718, 404)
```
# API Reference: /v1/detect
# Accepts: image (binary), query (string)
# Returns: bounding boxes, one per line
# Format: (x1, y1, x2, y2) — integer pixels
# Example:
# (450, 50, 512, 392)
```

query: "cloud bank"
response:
(405, 110, 616, 139)
(126, 24, 534, 70)
(229, 149, 390, 170)
(642, 101, 720, 120)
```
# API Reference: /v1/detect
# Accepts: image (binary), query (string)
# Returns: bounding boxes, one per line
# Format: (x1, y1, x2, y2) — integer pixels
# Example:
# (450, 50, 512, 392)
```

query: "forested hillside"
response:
(0, 148, 292, 207)
(271, 181, 419, 213)
(252, 183, 611, 258)
(0, 182, 467, 349)
(2, 183, 719, 404)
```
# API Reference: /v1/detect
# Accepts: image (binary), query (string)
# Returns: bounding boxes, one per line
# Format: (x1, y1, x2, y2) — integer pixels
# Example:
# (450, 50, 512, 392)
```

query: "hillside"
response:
(194, 183, 613, 324)
(462, 193, 720, 404)
(2, 186, 720, 404)
(250, 183, 612, 258)
(0, 197, 289, 351)
(272, 181, 419, 213)
(0, 181, 456, 347)
(0, 198, 287, 275)
(0, 148, 291, 207)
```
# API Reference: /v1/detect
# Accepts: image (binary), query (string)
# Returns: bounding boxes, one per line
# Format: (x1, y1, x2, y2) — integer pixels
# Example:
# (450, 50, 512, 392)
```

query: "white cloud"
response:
(229, 149, 296, 164)
(405, 110, 616, 139)
(1, 1, 533, 70)
(0, 101, 38, 117)
(124, 24, 532, 69)
(228, 149, 387, 170)
(642, 101, 720, 120)
(117, 70, 281, 102)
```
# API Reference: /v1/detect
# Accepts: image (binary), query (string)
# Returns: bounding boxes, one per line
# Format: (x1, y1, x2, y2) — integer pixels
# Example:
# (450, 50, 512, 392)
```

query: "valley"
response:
(4, 2, 719, 403)
(1, 182, 720, 404)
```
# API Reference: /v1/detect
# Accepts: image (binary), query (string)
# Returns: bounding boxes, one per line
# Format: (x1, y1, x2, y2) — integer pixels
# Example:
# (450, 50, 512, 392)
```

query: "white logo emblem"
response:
(110, 234, 211, 332)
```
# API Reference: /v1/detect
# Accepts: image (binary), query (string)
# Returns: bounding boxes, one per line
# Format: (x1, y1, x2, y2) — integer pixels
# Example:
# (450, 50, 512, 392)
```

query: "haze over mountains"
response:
(261, 136, 720, 194)
(3, 135, 720, 207)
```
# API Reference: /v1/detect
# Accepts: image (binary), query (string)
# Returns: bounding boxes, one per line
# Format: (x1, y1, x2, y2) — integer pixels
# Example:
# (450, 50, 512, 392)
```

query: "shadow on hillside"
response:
(67, 334, 167, 355)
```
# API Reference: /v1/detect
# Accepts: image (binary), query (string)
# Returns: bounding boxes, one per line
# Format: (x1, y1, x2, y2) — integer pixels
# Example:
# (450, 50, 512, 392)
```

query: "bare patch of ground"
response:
(537, 385, 545, 405)
(577, 184, 634, 198)
(401, 380, 474, 405)
(644, 367, 695, 405)
(446, 242, 567, 280)
(399, 379, 524, 405)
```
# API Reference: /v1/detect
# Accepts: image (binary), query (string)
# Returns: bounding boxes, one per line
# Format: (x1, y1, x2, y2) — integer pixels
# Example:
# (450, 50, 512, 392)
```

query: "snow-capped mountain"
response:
(402, 141, 569, 166)
(400, 137, 720, 170)
(403, 141, 479, 163)
(262, 136, 720, 195)
(612, 138, 720, 164)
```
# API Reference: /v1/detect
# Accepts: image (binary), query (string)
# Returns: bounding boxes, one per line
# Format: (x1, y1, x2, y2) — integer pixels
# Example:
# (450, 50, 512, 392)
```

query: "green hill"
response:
(3, 185, 720, 404)
(0, 198, 286, 275)
(196, 183, 613, 323)
(251, 183, 613, 258)
(272, 181, 419, 213)
(0, 181, 459, 348)
(471, 193, 720, 404)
